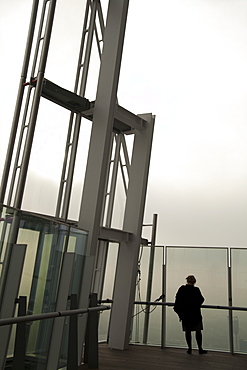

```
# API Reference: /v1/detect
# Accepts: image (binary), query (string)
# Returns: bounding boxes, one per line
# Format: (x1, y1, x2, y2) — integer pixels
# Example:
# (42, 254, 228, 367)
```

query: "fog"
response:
(1, 0, 247, 247)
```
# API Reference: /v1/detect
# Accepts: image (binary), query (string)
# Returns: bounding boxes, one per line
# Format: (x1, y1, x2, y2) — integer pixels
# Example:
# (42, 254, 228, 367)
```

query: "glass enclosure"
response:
(0, 205, 88, 369)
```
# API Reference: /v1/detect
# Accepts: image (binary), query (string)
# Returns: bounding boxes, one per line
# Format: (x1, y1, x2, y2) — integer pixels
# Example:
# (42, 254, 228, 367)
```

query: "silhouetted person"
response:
(174, 275, 207, 354)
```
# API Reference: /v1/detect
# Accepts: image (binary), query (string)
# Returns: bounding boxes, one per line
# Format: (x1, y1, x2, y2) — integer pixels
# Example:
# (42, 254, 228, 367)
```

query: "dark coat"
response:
(174, 284, 204, 330)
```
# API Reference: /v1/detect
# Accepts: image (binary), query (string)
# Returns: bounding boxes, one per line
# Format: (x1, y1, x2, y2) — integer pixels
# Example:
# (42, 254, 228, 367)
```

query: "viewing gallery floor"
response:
(81, 343, 247, 369)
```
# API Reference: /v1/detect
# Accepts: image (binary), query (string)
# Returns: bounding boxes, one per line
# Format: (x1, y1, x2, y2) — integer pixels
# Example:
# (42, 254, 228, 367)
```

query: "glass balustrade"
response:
(99, 244, 247, 355)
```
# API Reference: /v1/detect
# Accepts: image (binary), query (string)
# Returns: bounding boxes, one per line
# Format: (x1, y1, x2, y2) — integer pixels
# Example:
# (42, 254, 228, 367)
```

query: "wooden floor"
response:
(81, 343, 247, 370)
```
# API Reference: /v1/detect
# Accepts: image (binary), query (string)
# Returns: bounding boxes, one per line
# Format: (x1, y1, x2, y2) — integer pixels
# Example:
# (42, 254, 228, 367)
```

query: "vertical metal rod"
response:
(79, 0, 98, 97)
(105, 134, 122, 227)
(120, 134, 130, 176)
(119, 135, 131, 196)
(100, 132, 115, 226)
(0, 0, 39, 204)
(74, 0, 91, 94)
(14, 0, 57, 209)
(12, 296, 27, 370)
(61, 114, 81, 220)
(96, 0, 105, 42)
(143, 214, 158, 344)
(228, 263, 234, 354)
(161, 262, 166, 348)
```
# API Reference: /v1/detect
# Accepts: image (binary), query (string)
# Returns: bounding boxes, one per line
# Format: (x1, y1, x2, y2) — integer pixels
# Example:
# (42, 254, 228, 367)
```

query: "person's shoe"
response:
(199, 349, 207, 354)
(187, 349, 192, 354)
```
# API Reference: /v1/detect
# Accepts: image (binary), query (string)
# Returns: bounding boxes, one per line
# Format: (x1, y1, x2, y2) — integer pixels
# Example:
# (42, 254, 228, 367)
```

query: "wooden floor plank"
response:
(80, 343, 247, 369)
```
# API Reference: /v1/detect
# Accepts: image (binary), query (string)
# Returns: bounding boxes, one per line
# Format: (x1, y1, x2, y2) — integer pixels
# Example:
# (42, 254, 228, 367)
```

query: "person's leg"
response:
(185, 331, 192, 354)
(196, 330, 207, 354)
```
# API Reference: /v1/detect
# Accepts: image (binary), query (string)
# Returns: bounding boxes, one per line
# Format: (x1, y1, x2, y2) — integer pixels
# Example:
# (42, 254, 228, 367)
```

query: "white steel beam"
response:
(108, 113, 155, 350)
(82, 103, 147, 132)
(77, 0, 129, 256)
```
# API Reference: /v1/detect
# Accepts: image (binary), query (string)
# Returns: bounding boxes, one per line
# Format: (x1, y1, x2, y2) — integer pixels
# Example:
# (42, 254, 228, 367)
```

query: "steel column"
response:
(108, 113, 155, 350)
(78, 0, 129, 255)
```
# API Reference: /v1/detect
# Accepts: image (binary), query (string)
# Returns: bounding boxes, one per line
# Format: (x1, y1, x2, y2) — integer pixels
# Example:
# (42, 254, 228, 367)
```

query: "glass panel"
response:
(130, 245, 150, 344)
(166, 306, 230, 351)
(231, 248, 247, 307)
(166, 246, 228, 305)
(98, 243, 119, 342)
(131, 246, 164, 344)
(0, 206, 88, 368)
(231, 248, 247, 354)
(166, 246, 229, 350)
(146, 306, 162, 345)
(166, 306, 185, 348)
(202, 309, 229, 351)
(101, 243, 119, 299)
(232, 311, 247, 354)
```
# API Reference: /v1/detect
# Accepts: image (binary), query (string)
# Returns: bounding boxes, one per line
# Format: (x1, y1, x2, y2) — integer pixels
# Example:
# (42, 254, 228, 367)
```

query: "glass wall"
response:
(0, 205, 88, 369)
(99, 244, 247, 354)
(131, 245, 164, 345)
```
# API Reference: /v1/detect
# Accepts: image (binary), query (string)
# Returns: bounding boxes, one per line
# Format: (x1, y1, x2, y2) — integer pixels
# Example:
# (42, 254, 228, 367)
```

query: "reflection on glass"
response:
(232, 311, 247, 354)
(0, 205, 88, 369)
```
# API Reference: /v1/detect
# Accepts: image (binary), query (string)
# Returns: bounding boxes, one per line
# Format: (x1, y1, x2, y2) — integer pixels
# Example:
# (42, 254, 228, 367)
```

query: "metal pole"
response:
(161, 263, 166, 348)
(79, 0, 98, 97)
(14, 0, 57, 209)
(74, 0, 91, 94)
(228, 264, 234, 354)
(105, 134, 122, 227)
(0, 0, 39, 204)
(143, 214, 158, 344)
(61, 114, 82, 219)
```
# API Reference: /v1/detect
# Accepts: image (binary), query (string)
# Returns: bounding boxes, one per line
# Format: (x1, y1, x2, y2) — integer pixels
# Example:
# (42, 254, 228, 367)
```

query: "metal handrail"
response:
(0, 304, 110, 326)
(101, 299, 247, 311)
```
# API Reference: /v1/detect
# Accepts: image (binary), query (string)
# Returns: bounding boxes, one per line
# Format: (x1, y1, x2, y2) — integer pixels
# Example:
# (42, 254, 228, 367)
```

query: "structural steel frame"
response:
(0, 0, 155, 364)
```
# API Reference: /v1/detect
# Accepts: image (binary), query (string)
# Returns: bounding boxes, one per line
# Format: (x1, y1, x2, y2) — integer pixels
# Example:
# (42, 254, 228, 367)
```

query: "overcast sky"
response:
(0, 0, 247, 247)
